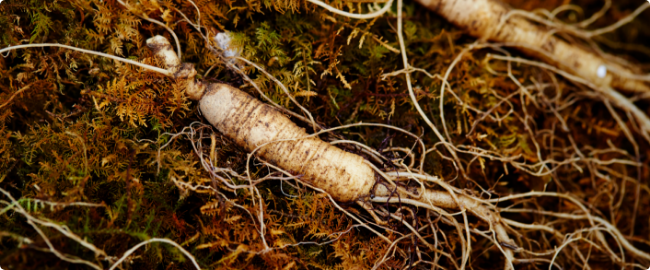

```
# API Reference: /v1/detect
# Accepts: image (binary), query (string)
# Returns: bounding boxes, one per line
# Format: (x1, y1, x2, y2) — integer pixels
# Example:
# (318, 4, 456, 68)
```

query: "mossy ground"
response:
(1, 0, 649, 269)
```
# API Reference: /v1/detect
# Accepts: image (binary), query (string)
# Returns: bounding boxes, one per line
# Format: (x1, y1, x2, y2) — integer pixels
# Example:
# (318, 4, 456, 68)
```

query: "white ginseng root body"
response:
(143, 32, 650, 269)
(145, 35, 518, 266)
(415, 0, 649, 93)
(147, 36, 375, 202)
(199, 83, 375, 202)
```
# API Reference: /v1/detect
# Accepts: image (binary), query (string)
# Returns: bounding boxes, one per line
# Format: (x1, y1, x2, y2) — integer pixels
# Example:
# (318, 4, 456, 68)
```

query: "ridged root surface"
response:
(415, 0, 650, 93)
(199, 83, 376, 202)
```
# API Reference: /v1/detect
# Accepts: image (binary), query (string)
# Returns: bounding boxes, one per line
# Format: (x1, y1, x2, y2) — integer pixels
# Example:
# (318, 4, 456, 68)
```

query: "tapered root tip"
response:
(146, 35, 206, 100)
(146, 35, 181, 70)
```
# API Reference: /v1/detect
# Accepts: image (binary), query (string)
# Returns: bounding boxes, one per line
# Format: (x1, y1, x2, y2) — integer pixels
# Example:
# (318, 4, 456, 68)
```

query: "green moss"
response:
(1, 0, 649, 269)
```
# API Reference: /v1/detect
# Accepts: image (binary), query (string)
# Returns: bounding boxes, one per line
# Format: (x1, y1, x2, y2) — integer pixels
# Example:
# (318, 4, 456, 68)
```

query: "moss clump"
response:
(1, 0, 649, 269)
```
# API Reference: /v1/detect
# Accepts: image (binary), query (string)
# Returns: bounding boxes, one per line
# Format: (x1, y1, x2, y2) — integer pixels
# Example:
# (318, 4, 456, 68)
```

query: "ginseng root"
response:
(145, 25, 650, 267)
(147, 35, 375, 202)
(146, 35, 517, 266)
(414, 0, 650, 93)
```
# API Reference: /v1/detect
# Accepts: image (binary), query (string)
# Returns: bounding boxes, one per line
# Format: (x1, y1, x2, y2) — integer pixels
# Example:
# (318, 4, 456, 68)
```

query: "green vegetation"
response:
(1, 0, 649, 269)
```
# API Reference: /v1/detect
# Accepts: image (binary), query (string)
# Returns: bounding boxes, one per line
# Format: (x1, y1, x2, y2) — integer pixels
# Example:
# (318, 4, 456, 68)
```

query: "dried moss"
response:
(1, 0, 649, 269)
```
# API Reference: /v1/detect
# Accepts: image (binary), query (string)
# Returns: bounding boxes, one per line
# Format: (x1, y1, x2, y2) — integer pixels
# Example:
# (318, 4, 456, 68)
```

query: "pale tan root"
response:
(414, 0, 650, 94)
(0, 43, 172, 76)
(147, 34, 519, 267)
(485, 54, 650, 142)
(147, 35, 374, 202)
(199, 83, 375, 202)
(373, 184, 516, 266)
